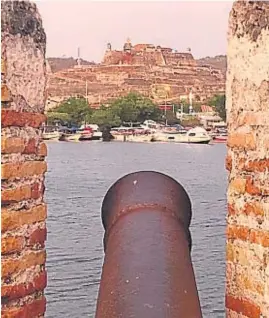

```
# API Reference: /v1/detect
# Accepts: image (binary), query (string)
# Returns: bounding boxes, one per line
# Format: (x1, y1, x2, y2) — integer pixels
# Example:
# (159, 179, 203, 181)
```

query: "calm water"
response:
(45, 141, 227, 318)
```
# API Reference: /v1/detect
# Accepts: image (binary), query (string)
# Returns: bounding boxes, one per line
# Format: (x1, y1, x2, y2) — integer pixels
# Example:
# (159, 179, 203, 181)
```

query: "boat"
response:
(87, 124, 102, 140)
(42, 126, 62, 141)
(78, 127, 94, 141)
(153, 127, 211, 144)
(212, 127, 228, 143)
(214, 134, 228, 143)
(58, 128, 82, 142)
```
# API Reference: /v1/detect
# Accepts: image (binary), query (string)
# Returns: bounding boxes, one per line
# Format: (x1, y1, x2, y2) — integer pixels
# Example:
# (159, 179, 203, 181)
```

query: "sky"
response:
(36, 1, 233, 62)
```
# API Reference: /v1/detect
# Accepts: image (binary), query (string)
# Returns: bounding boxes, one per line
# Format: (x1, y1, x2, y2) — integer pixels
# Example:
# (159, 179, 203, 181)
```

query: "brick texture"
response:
(226, 1, 269, 317)
(1, 2, 48, 316)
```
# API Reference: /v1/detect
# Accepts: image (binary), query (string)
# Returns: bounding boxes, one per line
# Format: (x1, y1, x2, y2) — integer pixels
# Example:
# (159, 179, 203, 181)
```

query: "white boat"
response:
(153, 127, 211, 144)
(42, 126, 62, 141)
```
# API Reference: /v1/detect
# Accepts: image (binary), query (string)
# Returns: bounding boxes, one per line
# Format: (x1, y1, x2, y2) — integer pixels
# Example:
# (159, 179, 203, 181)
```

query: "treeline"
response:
(47, 93, 163, 127)
(46, 92, 226, 127)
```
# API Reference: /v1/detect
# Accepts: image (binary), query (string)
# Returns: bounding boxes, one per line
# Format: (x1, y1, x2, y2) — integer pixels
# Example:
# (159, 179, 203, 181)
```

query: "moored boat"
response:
(59, 132, 82, 142)
(153, 127, 211, 144)
(214, 134, 228, 143)
(78, 127, 94, 141)
(42, 126, 62, 141)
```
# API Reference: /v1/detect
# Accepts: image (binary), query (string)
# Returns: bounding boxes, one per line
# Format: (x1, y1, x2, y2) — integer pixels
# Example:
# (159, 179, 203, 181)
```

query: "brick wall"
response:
(1, 1, 47, 317)
(226, 1, 269, 317)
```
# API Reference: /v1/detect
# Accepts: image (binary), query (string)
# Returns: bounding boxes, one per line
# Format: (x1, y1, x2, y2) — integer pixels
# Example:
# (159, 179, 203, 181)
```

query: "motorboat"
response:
(42, 126, 62, 141)
(153, 127, 211, 144)
(78, 127, 94, 141)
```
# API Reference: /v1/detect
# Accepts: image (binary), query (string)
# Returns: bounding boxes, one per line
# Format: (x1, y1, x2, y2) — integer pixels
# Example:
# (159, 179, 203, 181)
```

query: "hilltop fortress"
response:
(102, 39, 196, 67)
(46, 40, 226, 109)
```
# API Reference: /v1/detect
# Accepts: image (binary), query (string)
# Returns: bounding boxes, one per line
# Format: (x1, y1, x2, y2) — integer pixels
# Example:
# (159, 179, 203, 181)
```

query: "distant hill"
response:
(197, 55, 227, 72)
(47, 57, 95, 73)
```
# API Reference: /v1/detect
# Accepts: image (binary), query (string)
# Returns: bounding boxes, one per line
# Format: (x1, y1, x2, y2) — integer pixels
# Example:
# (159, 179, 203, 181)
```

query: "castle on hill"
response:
(102, 38, 196, 67)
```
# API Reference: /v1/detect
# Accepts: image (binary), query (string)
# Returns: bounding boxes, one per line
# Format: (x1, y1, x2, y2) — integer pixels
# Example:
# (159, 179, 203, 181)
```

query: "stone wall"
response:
(1, 1, 47, 317)
(226, 1, 269, 317)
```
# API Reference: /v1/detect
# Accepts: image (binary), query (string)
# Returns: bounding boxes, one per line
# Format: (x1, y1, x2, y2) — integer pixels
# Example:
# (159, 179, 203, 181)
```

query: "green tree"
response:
(208, 94, 226, 121)
(46, 112, 71, 125)
(50, 97, 93, 126)
(89, 108, 121, 127)
(111, 92, 161, 123)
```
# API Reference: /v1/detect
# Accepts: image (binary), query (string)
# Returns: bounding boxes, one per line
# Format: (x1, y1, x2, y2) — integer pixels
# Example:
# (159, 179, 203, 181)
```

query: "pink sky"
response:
(36, 1, 233, 62)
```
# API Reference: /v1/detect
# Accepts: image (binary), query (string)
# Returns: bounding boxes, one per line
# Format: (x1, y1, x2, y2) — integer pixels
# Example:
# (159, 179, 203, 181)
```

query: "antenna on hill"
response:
(77, 47, 81, 67)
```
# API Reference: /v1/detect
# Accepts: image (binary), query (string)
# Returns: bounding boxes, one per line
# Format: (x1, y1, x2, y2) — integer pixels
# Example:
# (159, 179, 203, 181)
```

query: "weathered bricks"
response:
(1, 161, 47, 180)
(227, 225, 269, 247)
(1, 109, 46, 128)
(226, 295, 261, 318)
(226, 1, 269, 317)
(2, 182, 45, 204)
(1, 236, 25, 255)
(2, 250, 46, 278)
(37, 142, 48, 157)
(1, 296, 46, 318)
(227, 132, 256, 151)
(1, 137, 25, 154)
(1, 205, 47, 233)
(1, 137, 47, 155)
(28, 227, 47, 248)
(1, 2, 47, 316)
(1, 271, 47, 301)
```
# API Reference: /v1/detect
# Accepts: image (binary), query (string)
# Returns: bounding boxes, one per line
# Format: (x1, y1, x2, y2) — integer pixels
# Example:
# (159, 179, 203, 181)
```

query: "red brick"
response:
(28, 227, 47, 247)
(246, 177, 269, 196)
(227, 204, 236, 216)
(30, 182, 45, 200)
(228, 202, 264, 217)
(2, 250, 46, 277)
(225, 295, 261, 318)
(1, 236, 25, 254)
(1, 185, 32, 204)
(2, 161, 47, 180)
(1, 271, 47, 301)
(37, 142, 47, 157)
(1, 204, 47, 233)
(244, 202, 264, 217)
(227, 132, 256, 150)
(229, 177, 246, 194)
(227, 225, 249, 241)
(1, 296, 46, 318)
(1, 182, 44, 204)
(23, 138, 37, 154)
(226, 155, 232, 172)
(244, 159, 269, 172)
(227, 225, 269, 247)
(249, 230, 269, 247)
(1, 137, 25, 154)
(1, 109, 46, 128)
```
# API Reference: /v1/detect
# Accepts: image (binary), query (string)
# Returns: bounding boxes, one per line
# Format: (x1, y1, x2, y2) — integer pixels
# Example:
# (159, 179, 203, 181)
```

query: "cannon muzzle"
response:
(95, 171, 202, 318)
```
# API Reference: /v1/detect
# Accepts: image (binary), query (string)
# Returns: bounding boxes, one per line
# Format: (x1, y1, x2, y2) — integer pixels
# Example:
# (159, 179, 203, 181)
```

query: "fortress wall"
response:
(1, 1, 48, 316)
(226, 1, 269, 317)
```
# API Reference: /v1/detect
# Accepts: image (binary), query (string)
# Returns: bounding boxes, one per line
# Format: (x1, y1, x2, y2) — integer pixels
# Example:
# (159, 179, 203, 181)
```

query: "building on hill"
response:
(102, 39, 196, 67)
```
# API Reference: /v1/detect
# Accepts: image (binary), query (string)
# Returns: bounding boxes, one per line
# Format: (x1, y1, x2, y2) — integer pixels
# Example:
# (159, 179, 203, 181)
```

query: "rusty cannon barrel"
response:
(95, 171, 202, 318)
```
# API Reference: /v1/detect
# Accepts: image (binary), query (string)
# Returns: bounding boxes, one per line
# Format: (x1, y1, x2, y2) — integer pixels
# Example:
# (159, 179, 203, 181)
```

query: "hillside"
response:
(47, 57, 95, 73)
(197, 55, 227, 72)
(46, 47, 227, 108)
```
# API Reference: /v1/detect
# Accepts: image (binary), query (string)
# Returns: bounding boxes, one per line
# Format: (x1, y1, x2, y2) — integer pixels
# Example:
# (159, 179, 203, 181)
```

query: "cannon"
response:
(95, 171, 202, 318)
